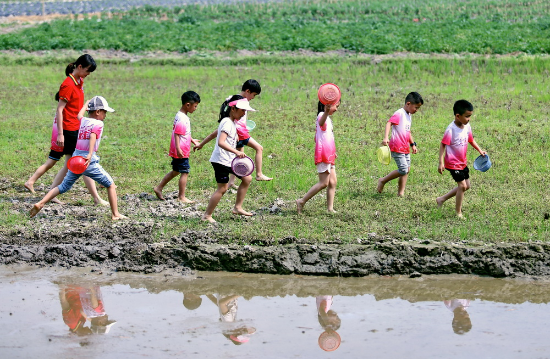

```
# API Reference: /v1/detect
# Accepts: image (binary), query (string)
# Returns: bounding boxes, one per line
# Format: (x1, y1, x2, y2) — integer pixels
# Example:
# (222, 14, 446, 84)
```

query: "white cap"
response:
(228, 99, 256, 112)
(88, 96, 115, 112)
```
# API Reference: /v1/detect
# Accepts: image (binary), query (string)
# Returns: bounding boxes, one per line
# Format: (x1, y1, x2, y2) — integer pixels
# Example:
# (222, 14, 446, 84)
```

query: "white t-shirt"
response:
(210, 117, 238, 167)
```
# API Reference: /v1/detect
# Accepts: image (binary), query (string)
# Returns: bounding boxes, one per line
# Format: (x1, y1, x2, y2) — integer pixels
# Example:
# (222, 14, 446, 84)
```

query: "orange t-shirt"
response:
(58, 74, 84, 131)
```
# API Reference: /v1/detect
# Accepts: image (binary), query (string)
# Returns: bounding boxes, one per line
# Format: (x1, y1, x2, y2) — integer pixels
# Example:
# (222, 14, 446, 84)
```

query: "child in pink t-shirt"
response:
(296, 100, 339, 214)
(154, 91, 201, 203)
(437, 100, 487, 218)
(377, 92, 423, 197)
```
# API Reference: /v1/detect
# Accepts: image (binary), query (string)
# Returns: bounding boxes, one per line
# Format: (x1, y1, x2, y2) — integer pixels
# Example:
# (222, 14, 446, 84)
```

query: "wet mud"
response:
(2, 189, 550, 278)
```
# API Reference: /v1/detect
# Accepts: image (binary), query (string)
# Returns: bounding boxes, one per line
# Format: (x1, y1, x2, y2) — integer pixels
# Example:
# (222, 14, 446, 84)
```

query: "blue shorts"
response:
(211, 162, 241, 184)
(391, 152, 411, 175)
(236, 137, 250, 148)
(58, 150, 113, 194)
(171, 157, 190, 173)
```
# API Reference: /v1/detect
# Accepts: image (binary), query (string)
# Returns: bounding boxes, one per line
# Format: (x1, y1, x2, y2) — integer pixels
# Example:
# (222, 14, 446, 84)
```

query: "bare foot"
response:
(112, 213, 127, 220)
(296, 199, 304, 214)
(94, 198, 109, 206)
(436, 197, 444, 208)
(232, 208, 253, 216)
(228, 183, 239, 190)
(201, 215, 216, 223)
(376, 179, 384, 193)
(24, 181, 35, 193)
(153, 186, 165, 201)
(29, 203, 44, 218)
(256, 174, 273, 181)
(50, 197, 64, 205)
(457, 213, 465, 219)
(328, 209, 337, 214)
(177, 197, 195, 204)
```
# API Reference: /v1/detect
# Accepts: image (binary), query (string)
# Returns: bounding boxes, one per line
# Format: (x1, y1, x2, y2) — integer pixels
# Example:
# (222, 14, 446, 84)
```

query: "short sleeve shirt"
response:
(388, 108, 412, 154)
(58, 75, 85, 131)
(314, 112, 336, 165)
(441, 122, 474, 170)
(75, 117, 104, 153)
(210, 117, 238, 167)
(169, 111, 191, 158)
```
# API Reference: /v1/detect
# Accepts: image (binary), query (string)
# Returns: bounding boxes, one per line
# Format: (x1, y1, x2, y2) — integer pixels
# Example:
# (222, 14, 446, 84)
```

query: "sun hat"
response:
(246, 120, 256, 131)
(231, 156, 255, 177)
(68, 156, 88, 174)
(318, 330, 341, 352)
(318, 83, 341, 105)
(473, 154, 492, 172)
(228, 99, 256, 112)
(377, 145, 391, 165)
(88, 95, 115, 112)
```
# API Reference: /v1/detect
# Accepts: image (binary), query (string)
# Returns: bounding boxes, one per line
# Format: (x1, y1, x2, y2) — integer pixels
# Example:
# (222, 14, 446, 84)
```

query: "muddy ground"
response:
(1, 177, 549, 278)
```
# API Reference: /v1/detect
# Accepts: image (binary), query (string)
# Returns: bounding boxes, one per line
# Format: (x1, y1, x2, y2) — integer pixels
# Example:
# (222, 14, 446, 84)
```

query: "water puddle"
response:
(1, 266, 550, 358)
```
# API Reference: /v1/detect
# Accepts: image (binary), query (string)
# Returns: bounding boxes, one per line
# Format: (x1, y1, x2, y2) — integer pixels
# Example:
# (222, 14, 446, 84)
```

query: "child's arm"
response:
(85, 133, 97, 166)
(193, 129, 217, 151)
(438, 142, 446, 174)
(410, 133, 418, 154)
(382, 121, 392, 145)
(469, 139, 487, 156)
(174, 135, 184, 158)
(218, 132, 245, 158)
(318, 104, 331, 127)
(77, 100, 91, 121)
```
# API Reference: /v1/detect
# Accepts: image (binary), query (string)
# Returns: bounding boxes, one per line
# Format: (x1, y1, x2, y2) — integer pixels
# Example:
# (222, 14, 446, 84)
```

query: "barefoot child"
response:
(194, 79, 272, 187)
(296, 101, 339, 214)
(25, 55, 107, 206)
(200, 96, 256, 223)
(30, 96, 125, 220)
(153, 91, 201, 203)
(437, 100, 487, 218)
(377, 92, 423, 196)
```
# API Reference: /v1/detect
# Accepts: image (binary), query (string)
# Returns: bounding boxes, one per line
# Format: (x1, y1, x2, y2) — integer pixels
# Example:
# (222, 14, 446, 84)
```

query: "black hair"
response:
(453, 99, 474, 116)
(241, 79, 261, 95)
(219, 94, 244, 122)
(65, 54, 97, 76)
(183, 297, 202, 310)
(405, 91, 423, 105)
(181, 91, 201, 105)
(55, 91, 60, 102)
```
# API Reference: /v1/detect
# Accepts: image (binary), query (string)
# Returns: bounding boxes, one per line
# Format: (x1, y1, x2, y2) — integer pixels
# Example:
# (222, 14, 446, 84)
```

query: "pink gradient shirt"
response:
(235, 112, 250, 141)
(50, 116, 63, 152)
(314, 112, 336, 165)
(388, 108, 412, 154)
(75, 117, 104, 153)
(169, 112, 191, 158)
(441, 122, 474, 170)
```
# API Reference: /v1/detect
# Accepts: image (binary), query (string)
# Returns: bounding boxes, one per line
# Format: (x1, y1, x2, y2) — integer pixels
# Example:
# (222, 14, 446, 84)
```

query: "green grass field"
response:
(1, 56, 549, 243)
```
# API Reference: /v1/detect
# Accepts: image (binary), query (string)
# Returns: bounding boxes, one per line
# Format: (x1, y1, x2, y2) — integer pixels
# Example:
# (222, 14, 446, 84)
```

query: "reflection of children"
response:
(444, 299, 472, 335)
(182, 293, 203, 310)
(59, 286, 116, 335)
(30, 96, 125, 220)
(207, 294, 256, 345)
(154, 91, 201, 203)
(197, 96, 256, 223)
(316, 295, 341, 352)
(437, 100, 487, 218)
(377, 92, 423, 196)
(25, 54, 107, 206)
(296, 101, 339, 214)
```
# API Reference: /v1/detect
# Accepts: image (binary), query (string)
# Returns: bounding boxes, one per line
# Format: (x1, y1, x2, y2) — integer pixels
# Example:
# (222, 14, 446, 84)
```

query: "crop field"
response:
(1, 0, 550, 54)
(1, 56, 549, 243)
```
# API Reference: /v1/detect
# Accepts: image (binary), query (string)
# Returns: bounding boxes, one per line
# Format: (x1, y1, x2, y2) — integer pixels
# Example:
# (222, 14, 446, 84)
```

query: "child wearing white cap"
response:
(198, 95, 255, 223)
(30, 96, 125, 220)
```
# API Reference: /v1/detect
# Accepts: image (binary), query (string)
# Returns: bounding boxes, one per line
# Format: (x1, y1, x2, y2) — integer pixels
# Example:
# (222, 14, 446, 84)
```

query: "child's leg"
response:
(377, 170, 401, 193)
(49, 156, 71, 204)
(326, 168, 337, 213)
(202, 183, 229, 223)
(397, 172, 409, 197)
(177, 173, 194, 203)
(233, 175, 253, 216)
(227, 147, 243, 189)
(29, 187, 61, 217)
(296, 171, 330, 214)
(106, 183, 126, 220)
(247, 138, 272, 181)
(25, 158, 58, 193)
(83, 176, 108, 206)
(454, 179, 470, 217)
(154, 170, 179, 200)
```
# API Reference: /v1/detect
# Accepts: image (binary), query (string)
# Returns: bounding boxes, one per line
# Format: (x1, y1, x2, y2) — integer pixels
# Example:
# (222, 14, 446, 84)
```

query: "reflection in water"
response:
(206, 294, 256, 345)
(316, 295, 341, 351)
(59, 285, 116, 336)
(444, 299, 472, 335)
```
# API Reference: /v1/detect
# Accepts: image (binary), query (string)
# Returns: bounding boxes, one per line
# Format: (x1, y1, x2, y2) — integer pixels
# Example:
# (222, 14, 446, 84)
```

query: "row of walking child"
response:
(28, 54, 487, 222)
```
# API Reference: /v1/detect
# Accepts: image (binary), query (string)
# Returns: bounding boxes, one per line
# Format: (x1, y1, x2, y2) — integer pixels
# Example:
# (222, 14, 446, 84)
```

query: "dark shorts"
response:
(447, 166, 470, 182)
(211, 162, 241, 184)
(236, 137, 250, 148)
(171, 157, 190, 173)
(48, 130, 78, 161)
